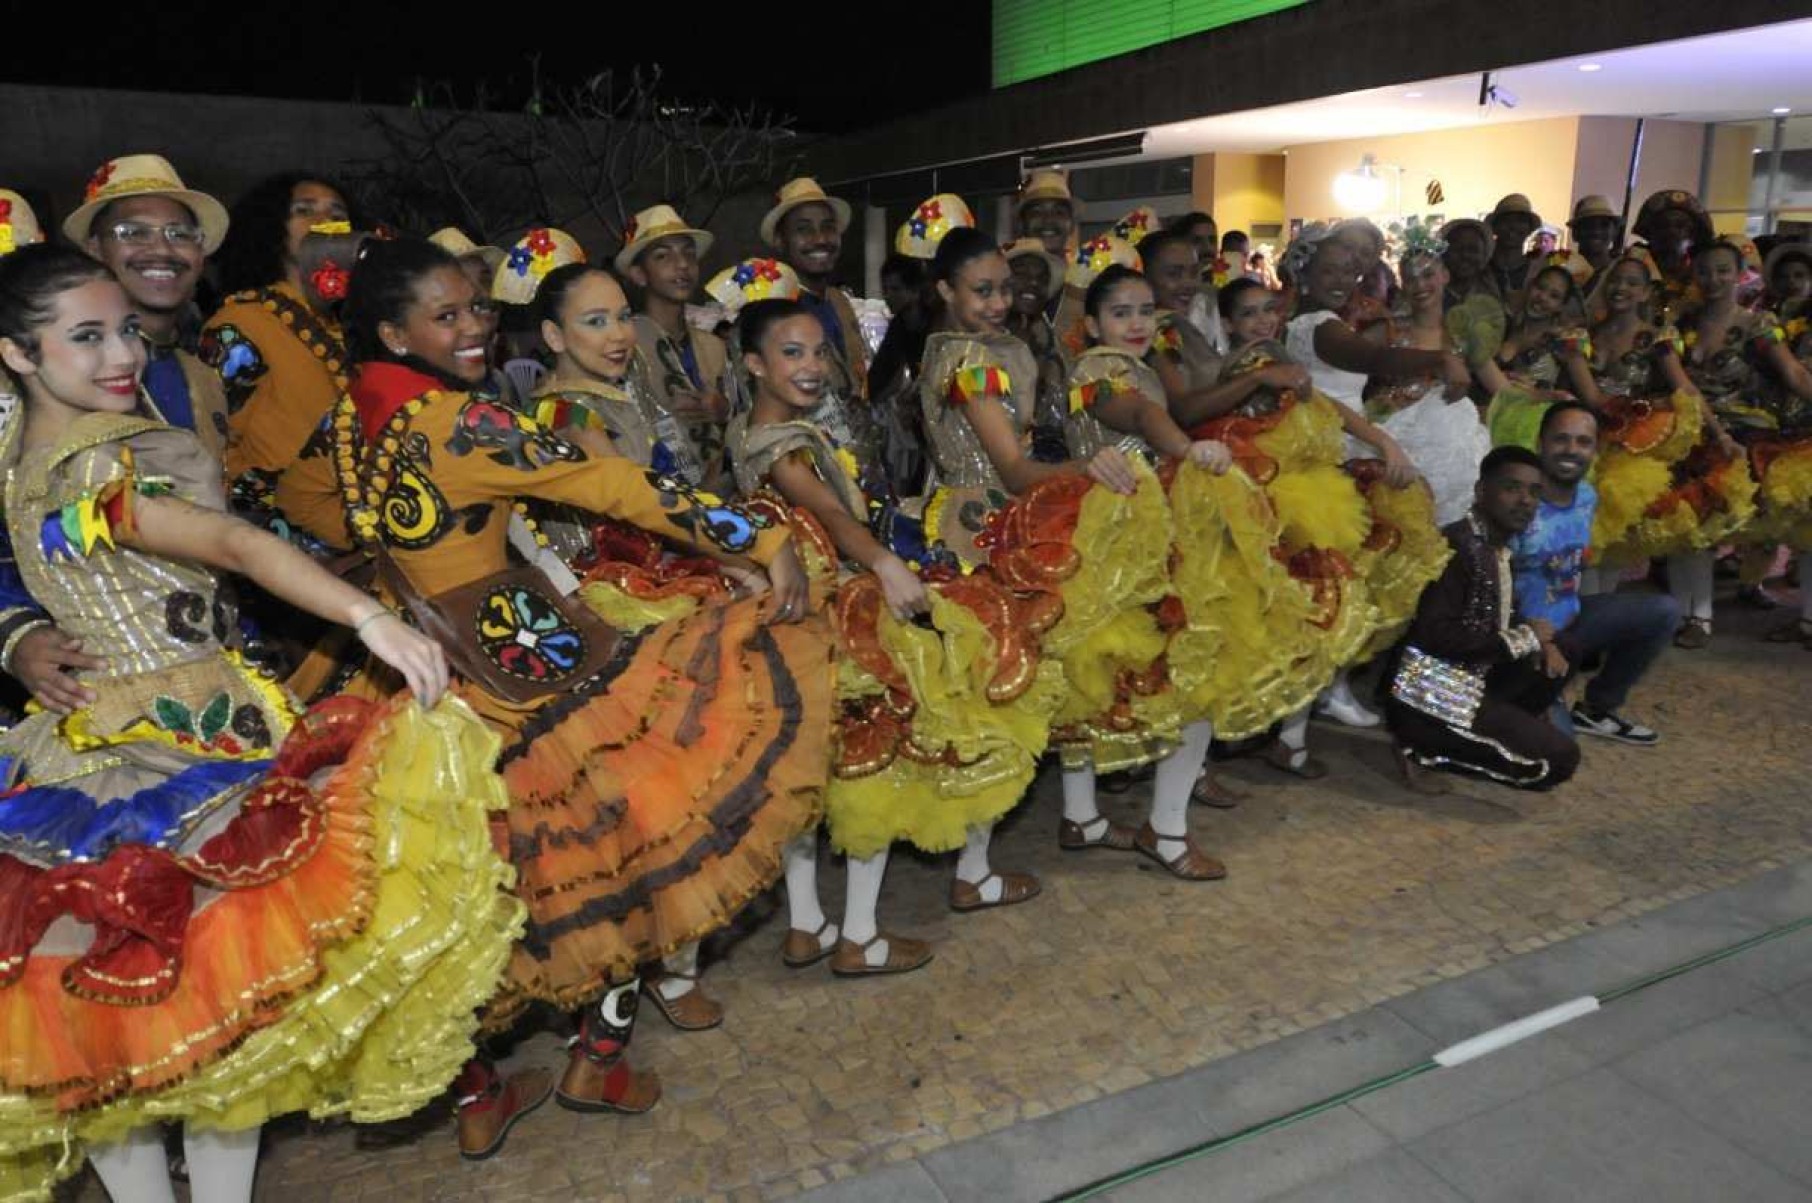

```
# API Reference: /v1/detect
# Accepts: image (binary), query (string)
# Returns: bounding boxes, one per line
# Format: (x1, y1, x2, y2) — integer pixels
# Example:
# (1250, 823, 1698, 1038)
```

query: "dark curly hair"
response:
(213, 172, 362, 295)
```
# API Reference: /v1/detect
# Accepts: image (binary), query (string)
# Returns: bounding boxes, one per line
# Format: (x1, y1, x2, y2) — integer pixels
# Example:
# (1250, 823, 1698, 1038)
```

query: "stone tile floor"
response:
(71, 589, 1812, 1200)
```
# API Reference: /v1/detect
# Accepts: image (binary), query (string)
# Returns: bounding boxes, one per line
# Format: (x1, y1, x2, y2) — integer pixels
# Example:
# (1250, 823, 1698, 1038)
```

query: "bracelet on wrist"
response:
(353, 607, 396, 636)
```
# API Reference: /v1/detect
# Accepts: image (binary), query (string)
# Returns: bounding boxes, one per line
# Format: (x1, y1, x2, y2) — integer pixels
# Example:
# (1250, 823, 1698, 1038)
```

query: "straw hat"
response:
(1488, 193, 1542, 230)
(1763, 240, 1812, 284)
(1631, 190, 1714, 250)
(1567, 195, 1622, 229)
(0, 191, 45, 256)
(1437, 217, 1496, 259)
(1065, 234, 1142, 291)
(1002, 238, 1066, 301)
(759, 178, 851, 248)
(1018, 168, 1074, 213)
(491, 227, 587, 306)
(615, 204, 714, 274)
(895, 194, 975, 260)
(62, 154, 229, 254)
(706, 258, 801, 320)
(429, 227, 506, 272)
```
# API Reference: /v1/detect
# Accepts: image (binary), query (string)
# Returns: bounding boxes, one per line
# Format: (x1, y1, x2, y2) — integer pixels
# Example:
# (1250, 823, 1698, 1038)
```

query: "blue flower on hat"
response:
(732, 262, 757, 287)
(507, 246, 532, 276)
(909, 217, 928, 238)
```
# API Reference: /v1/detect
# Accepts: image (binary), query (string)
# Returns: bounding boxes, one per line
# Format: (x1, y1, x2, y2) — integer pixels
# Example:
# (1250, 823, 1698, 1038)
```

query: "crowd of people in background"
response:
(0, 151, 1808, 1202)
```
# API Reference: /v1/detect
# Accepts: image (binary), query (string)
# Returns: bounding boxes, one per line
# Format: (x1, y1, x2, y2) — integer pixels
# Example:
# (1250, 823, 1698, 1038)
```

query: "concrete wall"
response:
(1280, 117, 1583, 228)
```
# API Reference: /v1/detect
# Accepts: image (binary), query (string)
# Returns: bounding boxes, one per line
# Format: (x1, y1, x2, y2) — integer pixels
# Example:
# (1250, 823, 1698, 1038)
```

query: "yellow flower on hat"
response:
(895, 193, 976, 259)
(1065, 234, 1141, 291)
(707, 258, 802, 318)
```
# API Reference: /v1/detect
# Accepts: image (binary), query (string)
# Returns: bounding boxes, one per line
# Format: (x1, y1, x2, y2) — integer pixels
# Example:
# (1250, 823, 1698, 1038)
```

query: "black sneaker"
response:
(1570, 704, 1659, 746)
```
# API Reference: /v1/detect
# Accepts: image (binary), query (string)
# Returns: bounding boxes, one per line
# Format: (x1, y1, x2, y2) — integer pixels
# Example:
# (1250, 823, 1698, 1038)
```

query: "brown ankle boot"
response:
(454, 1060, 554, 1161)
(555, 1045, 662, 1114)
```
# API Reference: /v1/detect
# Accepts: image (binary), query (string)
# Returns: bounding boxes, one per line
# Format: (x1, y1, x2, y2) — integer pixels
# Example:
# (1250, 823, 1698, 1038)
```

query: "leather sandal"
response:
(1673, 617, 1711, 650)
(1133, 823, 1227, 881)
(642, 972, 724, 1031)
(949, 870, 1042, 912)
(1058, 816, 1137, 851)
(780, 919, 838, 968)
(1261, 739, 1327, 780)
(1190, 770, 1249, 809)
(829, 931, 934, 977)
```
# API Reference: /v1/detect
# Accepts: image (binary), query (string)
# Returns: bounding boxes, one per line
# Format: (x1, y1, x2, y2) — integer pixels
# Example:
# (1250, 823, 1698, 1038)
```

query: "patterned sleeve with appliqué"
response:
(444, 394, 791, 563)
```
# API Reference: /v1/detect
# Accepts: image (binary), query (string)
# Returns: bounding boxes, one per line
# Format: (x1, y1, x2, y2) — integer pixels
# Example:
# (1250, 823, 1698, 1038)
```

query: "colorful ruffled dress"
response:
(336, 363, 834, 1026)
(1749, 311, 1812, 549)
(1616, 305, 1775, 556)
(1579, 322, 1709, 561)
(1359, 317, 1491, 527)
(918, 330, 1176, 772)
(0, 416, 520, 1202)
(1069, 347, 1319, 740)
(1193, 341, 1449, 671)
(1481, 323, 1587, 451)
(727, 414, 1062, 860)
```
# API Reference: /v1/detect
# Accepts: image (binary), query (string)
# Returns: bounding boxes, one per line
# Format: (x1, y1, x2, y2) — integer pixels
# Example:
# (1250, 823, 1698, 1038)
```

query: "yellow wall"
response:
(1701, 122, 1763, 236)
(1280, 117, 1583, 229)
(1570, 117, 1710, 227)
(1211, 153, 1287, 238)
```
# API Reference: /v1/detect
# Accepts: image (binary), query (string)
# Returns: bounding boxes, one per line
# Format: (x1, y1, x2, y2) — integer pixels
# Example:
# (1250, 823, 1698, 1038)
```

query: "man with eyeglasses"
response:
(66, 154, 231, 458)
(1, 156, 233, 717)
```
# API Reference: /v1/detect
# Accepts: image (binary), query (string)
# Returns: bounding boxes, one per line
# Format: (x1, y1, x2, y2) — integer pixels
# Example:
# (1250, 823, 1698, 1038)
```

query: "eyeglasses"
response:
(105, 221, 205, 248)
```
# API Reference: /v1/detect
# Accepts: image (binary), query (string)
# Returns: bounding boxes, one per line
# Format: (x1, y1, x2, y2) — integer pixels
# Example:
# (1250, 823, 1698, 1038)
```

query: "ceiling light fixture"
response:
(1333, 154, 1388, 213)
(1577, 63, 1602, 72)
(1404, 91, 1424, 98)
(1772, 107, 1792, 115)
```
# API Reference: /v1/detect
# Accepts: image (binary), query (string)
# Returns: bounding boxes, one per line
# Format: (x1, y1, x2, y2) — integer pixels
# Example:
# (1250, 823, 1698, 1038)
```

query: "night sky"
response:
(14, 2, 995, 135)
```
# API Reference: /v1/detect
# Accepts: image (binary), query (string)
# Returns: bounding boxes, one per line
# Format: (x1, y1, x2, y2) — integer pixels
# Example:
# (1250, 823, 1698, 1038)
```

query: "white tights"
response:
(1668, 551, 1716, 624)
(782, 832, 894, 962)
(89, 1125, 260, 1203)
(1059, 721, 1214, 858)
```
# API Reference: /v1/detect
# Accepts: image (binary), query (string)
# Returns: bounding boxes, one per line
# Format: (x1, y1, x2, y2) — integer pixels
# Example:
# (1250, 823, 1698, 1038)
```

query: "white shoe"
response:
(1316, 687, 1381, 728)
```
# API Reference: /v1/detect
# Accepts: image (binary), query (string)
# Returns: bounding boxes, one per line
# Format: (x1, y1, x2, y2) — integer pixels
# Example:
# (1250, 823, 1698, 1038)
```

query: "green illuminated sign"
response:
(993, 0, 1312, 87)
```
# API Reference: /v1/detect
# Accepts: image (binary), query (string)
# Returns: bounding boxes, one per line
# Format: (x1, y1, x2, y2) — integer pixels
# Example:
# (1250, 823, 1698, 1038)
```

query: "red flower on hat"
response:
(85, 161, 117, 201)
(756, 260, 782, 282)
(921, 200, 942, 221)
(0, 200, 11, 220)
(622, 217, 639, 242)
(527, 228, 555, 255)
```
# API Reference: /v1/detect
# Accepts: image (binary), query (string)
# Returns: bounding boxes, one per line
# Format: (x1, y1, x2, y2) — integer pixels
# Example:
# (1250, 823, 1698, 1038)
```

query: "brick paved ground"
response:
(70, 586, 1812, 1202)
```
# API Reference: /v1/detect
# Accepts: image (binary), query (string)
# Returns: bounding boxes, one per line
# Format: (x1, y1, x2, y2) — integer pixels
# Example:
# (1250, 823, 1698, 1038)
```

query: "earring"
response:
(388, 345, 406, 357)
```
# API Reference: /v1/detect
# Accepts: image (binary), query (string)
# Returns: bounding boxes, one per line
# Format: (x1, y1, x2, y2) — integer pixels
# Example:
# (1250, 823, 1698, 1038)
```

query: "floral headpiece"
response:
(1064, 234, 1141, 290)
(895, 193, 975, 260)
(1110, 206, 1159, 247)
(707, 257, 801, 319)
(1388, 216, 1446, 265)
(1279, 222, 1333, 283)
(0, 193, 45, 257)
(491, 227, 587, 305)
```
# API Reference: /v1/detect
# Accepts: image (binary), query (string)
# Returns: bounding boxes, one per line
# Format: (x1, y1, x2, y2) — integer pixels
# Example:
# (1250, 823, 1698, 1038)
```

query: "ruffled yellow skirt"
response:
(1746, 435, 1812, 551)
(0, 697, 521, 1203)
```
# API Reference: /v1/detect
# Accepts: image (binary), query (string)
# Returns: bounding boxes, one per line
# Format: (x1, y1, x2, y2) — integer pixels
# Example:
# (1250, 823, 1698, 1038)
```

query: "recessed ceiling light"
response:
(1404, 91, 1424, 98)
(1577, 63, 1602, 72)
(1773, 107, 1792, 115)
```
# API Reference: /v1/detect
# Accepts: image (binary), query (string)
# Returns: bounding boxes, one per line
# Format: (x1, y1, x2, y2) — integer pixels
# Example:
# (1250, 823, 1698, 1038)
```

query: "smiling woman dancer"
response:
(0, 244, 519, 1203)
(329, 238, 835, 1158)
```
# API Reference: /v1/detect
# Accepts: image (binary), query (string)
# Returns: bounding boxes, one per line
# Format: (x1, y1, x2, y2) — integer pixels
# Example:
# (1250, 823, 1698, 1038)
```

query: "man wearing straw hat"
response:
(1017, 168, 1077, 260)
(66, 154, 231, 460)
(1485, 192, 1543, 299)
(620, 204, 730, 487)
(1567, 195, 1625, 284)
(761, 178, 867, 402)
